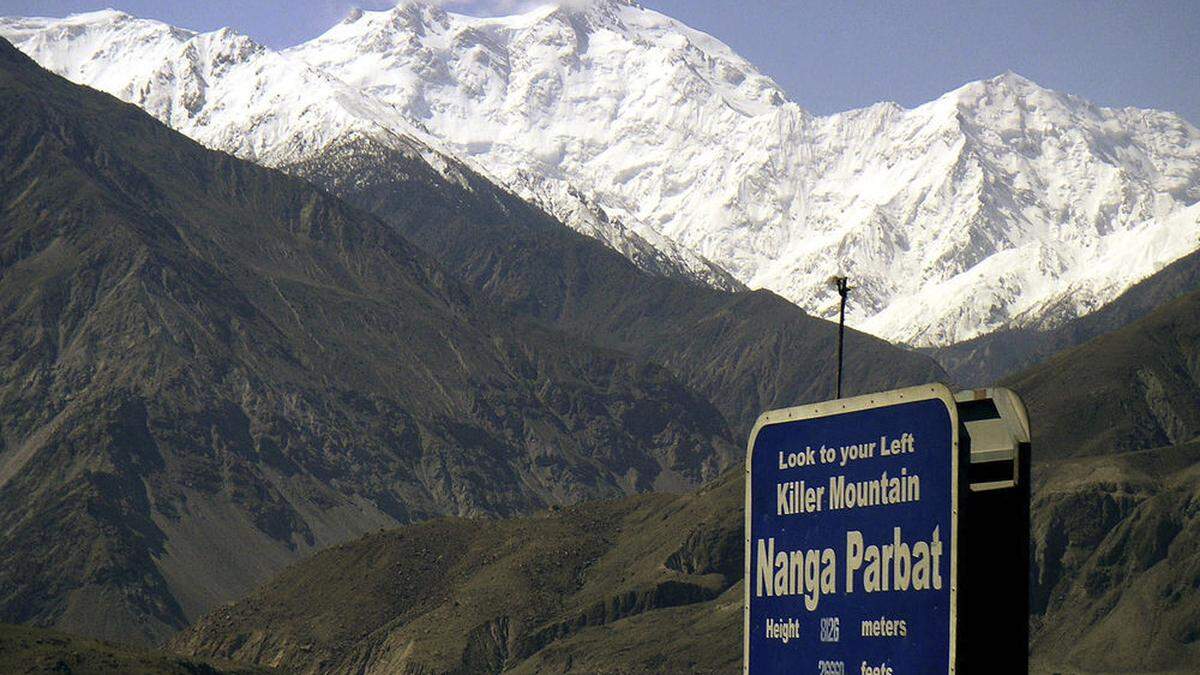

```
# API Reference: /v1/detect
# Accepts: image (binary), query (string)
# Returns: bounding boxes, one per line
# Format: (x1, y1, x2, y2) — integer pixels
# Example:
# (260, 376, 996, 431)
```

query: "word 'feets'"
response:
(754, 526, 944, 610)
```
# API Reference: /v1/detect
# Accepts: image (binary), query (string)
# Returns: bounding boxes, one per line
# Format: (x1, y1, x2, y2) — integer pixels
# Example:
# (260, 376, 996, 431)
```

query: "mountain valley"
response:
(0, 1, 1197, 672)
(172, 283, 1200, 673)
(0, 34, 942, 649)
(0, 37, 736, 644)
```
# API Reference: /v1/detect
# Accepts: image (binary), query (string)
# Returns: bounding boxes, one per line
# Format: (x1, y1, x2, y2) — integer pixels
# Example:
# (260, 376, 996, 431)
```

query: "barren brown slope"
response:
(174, 448, 1200, 674)
(171, 470, 743, 674)
(0, 36, 737, 647)
(998, 289, 1200, 671)
(1029, 441, 1200, 673)
(175, 443, 1200, 674)
(0, 623, 267, 675)
(177, 288, 1200, 673)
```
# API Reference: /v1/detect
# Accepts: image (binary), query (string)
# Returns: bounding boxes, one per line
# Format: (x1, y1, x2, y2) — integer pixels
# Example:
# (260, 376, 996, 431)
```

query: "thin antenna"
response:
(832, 276, 851, 399)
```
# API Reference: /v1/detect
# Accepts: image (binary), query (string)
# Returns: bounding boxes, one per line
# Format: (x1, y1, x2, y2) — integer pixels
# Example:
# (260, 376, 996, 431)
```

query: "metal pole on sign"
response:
(834, 276, 850, 399)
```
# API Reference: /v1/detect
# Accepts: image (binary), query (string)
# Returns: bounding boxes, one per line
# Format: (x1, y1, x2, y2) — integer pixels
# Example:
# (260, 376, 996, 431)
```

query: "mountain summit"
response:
(3, 5, 1198, 346)
(285, 2, 1199, 345)
(0, 8, 743, 292)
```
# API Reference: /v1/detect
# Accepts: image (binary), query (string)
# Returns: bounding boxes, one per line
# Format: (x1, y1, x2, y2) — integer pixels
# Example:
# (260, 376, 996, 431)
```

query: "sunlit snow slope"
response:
(288, 0, 1200, 346)
(5, 2, 1199, 345)
(0, 9, 742, 293)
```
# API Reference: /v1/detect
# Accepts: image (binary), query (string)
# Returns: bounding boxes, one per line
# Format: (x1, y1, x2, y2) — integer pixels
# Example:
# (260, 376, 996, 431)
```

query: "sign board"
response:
(744, 383, 960, 674)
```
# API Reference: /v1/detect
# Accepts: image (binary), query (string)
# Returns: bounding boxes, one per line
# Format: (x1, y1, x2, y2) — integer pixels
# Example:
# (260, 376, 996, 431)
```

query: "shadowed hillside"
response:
(287, 139, 947, 439)
(0, 37, 743, 646)
(1003, 289, 1200, 459)
(0, 623, 266, 674)
(176, 288, 1200, 672)
(172, 472, 744, 674)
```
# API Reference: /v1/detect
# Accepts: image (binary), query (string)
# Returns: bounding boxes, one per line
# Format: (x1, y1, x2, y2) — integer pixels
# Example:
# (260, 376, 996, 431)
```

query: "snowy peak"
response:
(284, 0, 769, 291)
(809, 72, 1200, 344)
(520, 0, 643, 34)
(285, 0, 803, 275)
(0, 11, 438, 165)
(4, 6, 1198, 346)
(290, 0, 1198, 346)
(290, 0, 791, 119)
(0, 7, 744, 292)
(941, 70, 1200, 212)
(1, 10, 192, 96)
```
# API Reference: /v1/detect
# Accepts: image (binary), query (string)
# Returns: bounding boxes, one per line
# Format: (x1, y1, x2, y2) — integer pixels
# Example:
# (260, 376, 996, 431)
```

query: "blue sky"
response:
(2, 0, 1197, 124)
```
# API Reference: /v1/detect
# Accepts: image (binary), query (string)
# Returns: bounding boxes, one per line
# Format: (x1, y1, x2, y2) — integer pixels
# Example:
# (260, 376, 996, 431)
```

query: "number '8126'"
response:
(819, 617, 840, 642)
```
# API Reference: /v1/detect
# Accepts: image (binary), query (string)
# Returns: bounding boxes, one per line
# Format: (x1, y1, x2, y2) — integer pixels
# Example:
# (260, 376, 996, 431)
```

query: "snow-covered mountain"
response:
(0, 9, 742, 293)
(4, 2, 1199, 346)
(0, 10, 449, 171)
(286, 0, 1200, 346)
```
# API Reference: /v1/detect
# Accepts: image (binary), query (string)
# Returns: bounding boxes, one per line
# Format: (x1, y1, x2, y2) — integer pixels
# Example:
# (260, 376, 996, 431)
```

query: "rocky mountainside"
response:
(286, 0, 1200, 346)
(174, 287, 1200, 673)
(1003, 289, 1200, 459)
(1027, 441, 1200, 672)
(0, 37, 744, 646)
(287, 131, 947, 439)
(174, 447, 1200, 674)
(171, 471, 745, 674)
(0, 35, 946, 650)
(0, 10, 946, 442)
(0, 9, 740, 293)
(5, 4, 1198, 347)
(999, 288, 1200, 670)
(0, 623, 263, 674)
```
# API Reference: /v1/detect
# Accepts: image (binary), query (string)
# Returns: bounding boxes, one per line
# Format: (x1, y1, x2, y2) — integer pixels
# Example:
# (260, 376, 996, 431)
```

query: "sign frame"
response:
(743, 382, 961, 674)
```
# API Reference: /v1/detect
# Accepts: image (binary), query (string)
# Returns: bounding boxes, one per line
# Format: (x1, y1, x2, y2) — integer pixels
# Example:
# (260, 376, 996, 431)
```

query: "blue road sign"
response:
(744, 384, 960, 675)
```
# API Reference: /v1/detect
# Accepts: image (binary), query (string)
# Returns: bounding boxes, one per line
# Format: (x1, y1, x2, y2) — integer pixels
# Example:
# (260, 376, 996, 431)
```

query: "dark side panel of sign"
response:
(745, 387, 957, 675)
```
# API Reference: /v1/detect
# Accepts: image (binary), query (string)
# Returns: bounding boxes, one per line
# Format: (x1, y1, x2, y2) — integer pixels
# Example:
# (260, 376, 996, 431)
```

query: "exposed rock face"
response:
(0, 35, 946, 650)
(171, 472, 745, 674)
(176, 287, 1200, 673)
(1030, 443, 1200, 672)
(0, 37, 737, 645)
(284, 132, 948, 440)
